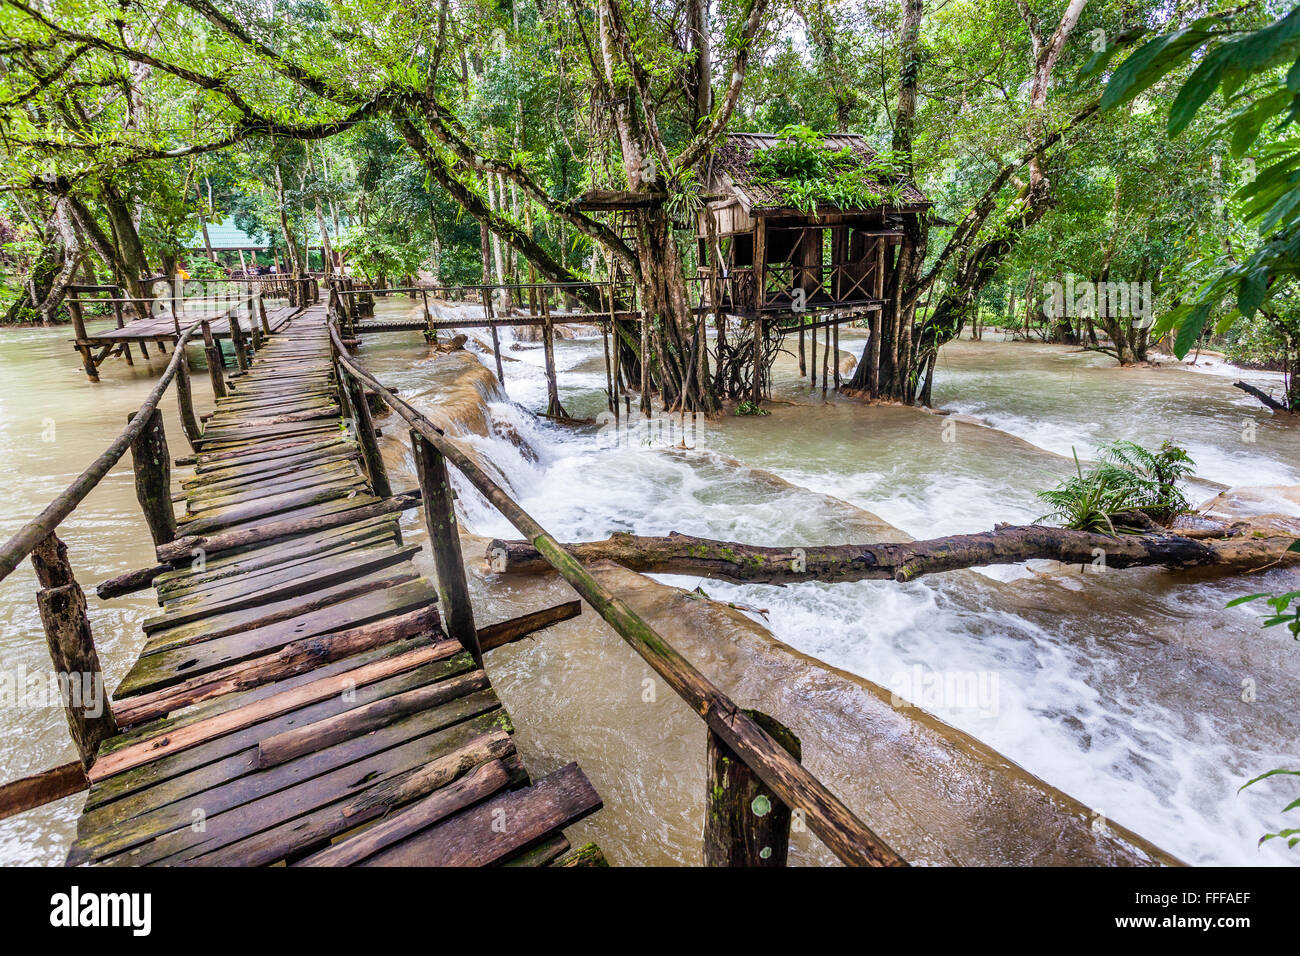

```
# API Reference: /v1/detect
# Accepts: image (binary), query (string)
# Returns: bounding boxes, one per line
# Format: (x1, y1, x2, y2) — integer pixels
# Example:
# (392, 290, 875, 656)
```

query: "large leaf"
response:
(1172, 301, 1211, 359)
(1100, 20, 1224, 111)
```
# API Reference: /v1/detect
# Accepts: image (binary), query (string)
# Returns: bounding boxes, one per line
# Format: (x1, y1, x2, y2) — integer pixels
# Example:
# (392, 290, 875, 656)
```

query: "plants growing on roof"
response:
(750, 125, 906, 217)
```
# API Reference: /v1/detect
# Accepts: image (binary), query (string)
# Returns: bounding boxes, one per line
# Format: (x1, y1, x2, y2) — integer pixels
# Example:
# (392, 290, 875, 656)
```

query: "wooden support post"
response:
(704, 709, 802, 867)
(602, 319, 615, 416)
(608, 279, 621, 424)
(809, 311, 818, 386)
(229, 310, 250, 371)
(541, 292, 565, 419)
(67, 295, 99, 382)
(833, 317, 841, 391)
(174, 353, 203, 451)
(30, 534, 118, 768)
(247, 298, 264, 351)
(421, 290, 436, 344)
(257, 293, 271, 335)
(410, 429, 480, 665)
(346, 375, 392, 499)
(112, 302, 134, 365)
(752, 220, 767, 405)
(479, 288, 504, 384)
(128, 408, 176, 546)
(200, 320, 226, 398)
(822, 320, 830, 398)
(798, 314, 806, 376)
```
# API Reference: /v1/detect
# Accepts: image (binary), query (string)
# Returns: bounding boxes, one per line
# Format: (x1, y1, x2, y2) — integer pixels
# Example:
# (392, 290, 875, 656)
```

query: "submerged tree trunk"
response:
(487, 523, 1298, 584)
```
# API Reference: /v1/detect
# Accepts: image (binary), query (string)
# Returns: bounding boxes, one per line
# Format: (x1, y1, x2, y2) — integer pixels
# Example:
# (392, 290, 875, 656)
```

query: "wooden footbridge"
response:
(0, 281, 907, 867)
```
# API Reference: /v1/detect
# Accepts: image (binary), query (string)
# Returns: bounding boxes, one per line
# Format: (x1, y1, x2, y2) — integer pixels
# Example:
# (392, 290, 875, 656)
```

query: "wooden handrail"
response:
(0, 323, 201, 585)
(326, 320, 905, 868)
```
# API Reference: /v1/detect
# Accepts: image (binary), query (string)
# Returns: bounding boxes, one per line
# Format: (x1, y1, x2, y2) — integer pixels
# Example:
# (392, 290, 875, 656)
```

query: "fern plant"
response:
(1036, 441, 1195, 532)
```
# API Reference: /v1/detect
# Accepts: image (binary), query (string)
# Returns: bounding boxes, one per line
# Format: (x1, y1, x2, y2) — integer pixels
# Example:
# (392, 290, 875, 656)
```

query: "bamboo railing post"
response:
(127, 408, 176, 546)
(31, 533, 117, 768)
(705, 710, 801, 866)
(229, 309, 250, 371)
(257, 293, 271, 336)
(200, 320, 226, 398)
(174, 354, 203, 451)
(602, 318, 615, 416)
(410, 429, 480, 665)
(66, 295, 99, 382)
(346, 375, 391, 499)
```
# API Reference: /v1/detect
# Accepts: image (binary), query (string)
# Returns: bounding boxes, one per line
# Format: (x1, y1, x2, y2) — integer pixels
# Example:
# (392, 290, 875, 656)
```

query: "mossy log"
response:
(487, 523, 1300, 585)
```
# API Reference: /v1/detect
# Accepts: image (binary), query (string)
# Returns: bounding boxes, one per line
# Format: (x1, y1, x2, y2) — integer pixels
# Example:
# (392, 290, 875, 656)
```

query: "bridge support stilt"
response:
(704, 710, 801, 867)
(31, 533, 117, 768)
(128, 408, 176, 547)
(411, 429, 480, 666)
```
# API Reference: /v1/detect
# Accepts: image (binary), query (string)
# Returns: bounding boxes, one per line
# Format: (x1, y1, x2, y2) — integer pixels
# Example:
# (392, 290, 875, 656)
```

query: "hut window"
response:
(732, 234, 754, 267)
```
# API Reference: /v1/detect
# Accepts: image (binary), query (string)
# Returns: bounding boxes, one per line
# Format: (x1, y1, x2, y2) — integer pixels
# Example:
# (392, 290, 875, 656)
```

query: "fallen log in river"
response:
(487, 522, 1300, 584)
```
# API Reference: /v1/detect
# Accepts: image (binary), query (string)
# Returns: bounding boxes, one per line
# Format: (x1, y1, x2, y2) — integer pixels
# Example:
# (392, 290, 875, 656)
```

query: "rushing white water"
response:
(370, 316, 1300, 867)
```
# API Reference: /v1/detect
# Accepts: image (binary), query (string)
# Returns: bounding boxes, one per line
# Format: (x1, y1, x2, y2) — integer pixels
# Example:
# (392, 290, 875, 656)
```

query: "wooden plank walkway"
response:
(68, 304, 601, 866)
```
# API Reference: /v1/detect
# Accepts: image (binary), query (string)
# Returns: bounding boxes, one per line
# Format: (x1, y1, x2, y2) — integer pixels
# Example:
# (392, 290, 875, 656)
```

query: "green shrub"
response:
(1036, 440, 1195, 533)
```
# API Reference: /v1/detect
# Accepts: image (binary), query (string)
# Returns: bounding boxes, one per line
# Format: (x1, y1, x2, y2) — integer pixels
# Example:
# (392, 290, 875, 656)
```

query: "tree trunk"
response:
(487, 523, 1298, 584)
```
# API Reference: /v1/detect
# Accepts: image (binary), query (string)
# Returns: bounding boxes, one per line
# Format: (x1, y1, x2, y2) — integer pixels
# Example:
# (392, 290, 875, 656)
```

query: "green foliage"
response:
(1093, 8, 1300, 364)
(1238, 765, 1300, 850)
(735, 399, 769, 416)
(1231, 545, 1300, 851)
(1227, 549, 1300, 638)
(751, 125, 906, 216)
(1036, 441, 1195, 533)
(337, 221, 427, 284)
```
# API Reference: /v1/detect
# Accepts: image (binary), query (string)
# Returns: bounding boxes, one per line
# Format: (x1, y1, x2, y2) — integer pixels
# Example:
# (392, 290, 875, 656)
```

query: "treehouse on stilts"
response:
(696, 132, 930, 402)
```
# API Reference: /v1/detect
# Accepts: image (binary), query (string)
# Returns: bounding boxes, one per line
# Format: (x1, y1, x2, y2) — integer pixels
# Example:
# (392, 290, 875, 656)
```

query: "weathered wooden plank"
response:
(293, 757, 512, 867)
(92, 693, 508, 866)
(479, 600, 581, 651)
(112, 609, 444, 728)
(117, 579, 437, 698)
(86, 649, 469, 816)
(156, 523, 398, 605)
(144, 544, 421, 632)
(0, 762, 88, 822)
(255, 669, 490, 768)
(358, 762, 601, 867)
(140, 565, 426, 650)
(74, 684, 502, 865)
(92, 644, 453, 782)
(155, 490, 418, 563)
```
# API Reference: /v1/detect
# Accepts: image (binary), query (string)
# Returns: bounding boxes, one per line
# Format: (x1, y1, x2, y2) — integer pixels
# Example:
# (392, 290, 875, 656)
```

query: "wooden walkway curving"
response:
(67, 305, 602, 867)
